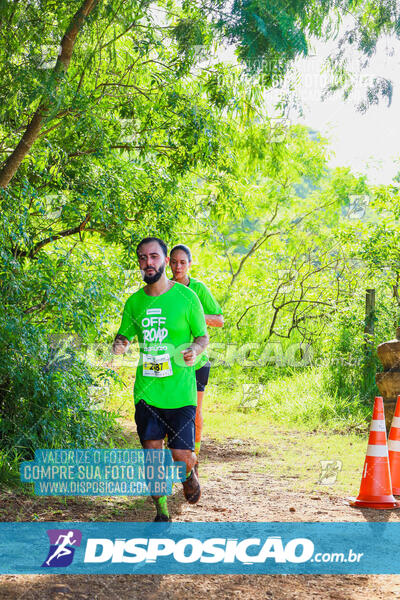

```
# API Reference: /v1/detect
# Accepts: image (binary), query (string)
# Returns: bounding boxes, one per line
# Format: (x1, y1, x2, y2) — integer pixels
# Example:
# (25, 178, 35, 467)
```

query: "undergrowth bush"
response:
(0, 309, 119, 483)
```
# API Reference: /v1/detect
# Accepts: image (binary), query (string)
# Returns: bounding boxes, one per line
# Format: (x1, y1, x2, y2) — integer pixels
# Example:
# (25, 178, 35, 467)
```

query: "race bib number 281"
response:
(142, 353, 173, 377)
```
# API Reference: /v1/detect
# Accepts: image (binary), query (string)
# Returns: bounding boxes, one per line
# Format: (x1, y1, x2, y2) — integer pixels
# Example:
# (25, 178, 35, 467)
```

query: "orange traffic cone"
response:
(388, 395, 400, 495)
(350, 396, 400, 509)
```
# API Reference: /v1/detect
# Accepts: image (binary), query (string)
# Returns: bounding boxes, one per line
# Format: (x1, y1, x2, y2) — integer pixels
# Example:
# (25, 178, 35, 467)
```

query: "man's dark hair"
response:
(170, 244, 192, 262)
(136, 237, 168, 257)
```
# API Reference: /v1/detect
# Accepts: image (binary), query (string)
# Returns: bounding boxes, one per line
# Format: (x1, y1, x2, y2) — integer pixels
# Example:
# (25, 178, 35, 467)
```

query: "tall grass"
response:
(210, 365, 371, 433)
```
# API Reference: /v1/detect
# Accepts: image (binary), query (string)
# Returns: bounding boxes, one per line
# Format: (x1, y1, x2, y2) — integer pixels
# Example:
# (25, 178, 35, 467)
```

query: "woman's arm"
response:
(205, 314, 224, 327)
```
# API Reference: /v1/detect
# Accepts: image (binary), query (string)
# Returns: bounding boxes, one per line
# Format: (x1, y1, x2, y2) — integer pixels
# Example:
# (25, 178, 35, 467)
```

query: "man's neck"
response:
(144, 274, 173, 296)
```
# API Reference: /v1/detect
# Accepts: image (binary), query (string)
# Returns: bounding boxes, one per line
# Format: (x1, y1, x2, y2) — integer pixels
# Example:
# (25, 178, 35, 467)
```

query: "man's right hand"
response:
(112, 334, 130, 355)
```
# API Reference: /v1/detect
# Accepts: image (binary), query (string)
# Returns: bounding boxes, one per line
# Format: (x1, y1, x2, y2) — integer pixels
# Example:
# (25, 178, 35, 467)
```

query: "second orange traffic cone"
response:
(350, 396, 400, 509)
(388, 395, 400, 495)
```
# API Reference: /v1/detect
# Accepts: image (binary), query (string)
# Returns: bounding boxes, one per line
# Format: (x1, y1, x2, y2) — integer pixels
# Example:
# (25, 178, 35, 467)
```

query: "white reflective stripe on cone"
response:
(370, 420, 386, 432)
(388, 440, 400, 452)
(391, 417, 400, 428)
(366, 445, 389, 457)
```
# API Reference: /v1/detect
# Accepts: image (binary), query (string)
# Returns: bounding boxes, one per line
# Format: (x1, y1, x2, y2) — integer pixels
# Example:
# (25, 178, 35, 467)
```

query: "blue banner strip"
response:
(1, 522, 400, 574)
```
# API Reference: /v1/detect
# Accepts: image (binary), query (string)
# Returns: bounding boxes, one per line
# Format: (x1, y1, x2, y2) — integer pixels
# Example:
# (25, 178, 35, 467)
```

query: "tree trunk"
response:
(0, 0, 100, 189)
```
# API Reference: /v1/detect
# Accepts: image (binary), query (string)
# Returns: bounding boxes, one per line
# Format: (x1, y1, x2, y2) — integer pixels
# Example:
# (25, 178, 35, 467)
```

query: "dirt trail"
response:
(2, 427, 400, 599)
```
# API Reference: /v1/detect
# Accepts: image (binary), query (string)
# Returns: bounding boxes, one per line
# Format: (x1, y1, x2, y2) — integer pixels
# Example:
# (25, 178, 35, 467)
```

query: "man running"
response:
(112, 237, 209, 522)
(169, 244, 223, 468)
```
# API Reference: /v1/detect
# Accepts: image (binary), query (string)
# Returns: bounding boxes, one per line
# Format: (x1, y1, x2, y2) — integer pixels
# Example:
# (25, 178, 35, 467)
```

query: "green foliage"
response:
(0, 238, 127, 477)
(0, 0, 242, 260)
(0, 0, 255, 471)
(1, 0, 400, 477)
(323, 299, 373, 403)
(177, 117, 400, 424)
(185, 123, 367, 349)
(222, 0, 324, 80)
(0, 305, 118, 461)
(0, 449, 25, 487)
(322, 283, 399, 405)
(323, 0, 399, 110)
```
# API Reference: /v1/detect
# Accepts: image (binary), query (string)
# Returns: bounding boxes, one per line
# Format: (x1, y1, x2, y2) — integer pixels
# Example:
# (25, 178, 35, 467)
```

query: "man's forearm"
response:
(190, 334, 209, 356)
(112, 334, 130, 355)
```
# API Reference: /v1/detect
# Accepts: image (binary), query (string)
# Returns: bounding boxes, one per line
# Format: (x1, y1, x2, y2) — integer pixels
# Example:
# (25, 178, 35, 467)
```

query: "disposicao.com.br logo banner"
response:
(1, 522, 400, 575)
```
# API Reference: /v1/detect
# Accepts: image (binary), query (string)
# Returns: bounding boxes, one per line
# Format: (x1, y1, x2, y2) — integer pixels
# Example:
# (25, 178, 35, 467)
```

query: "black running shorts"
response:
(134, 399, 196, 450)
(195, 361, 211, 392)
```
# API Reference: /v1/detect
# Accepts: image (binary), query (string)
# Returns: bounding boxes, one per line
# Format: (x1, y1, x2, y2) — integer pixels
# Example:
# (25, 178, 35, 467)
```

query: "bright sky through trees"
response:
(214, 22, 400, 185)
(279, 32, 400, 185)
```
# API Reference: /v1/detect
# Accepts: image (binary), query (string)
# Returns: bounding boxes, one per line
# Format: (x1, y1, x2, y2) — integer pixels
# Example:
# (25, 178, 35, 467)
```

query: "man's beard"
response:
(142, 262, 165, 284)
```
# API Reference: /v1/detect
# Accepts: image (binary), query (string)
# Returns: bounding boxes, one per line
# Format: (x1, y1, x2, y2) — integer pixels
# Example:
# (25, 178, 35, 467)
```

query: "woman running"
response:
(169, 244, 224, 469)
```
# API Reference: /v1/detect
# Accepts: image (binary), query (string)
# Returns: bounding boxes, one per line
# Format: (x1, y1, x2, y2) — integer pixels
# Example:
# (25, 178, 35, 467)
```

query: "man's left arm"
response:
(182, 334, 209, 366)
(181, 293, 209, 366)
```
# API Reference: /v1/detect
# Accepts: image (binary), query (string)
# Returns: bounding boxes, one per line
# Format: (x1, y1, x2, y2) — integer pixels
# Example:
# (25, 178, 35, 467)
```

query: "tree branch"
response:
(14, 212, 91, 259)
(23, 291, 49, 315)
(229, 204, 280, 286)
(68, 144, 174, 158)
(0, 0, 99, 188)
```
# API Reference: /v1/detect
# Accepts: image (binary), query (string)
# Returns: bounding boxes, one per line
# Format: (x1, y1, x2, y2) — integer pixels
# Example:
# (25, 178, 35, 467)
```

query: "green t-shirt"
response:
(116, 282, 207, 409)
(187, 277, 223, 370)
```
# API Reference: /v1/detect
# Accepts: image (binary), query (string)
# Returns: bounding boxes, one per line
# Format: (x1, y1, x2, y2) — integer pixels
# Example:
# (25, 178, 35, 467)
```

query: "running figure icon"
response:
(42, 528, 82, 568)
(45, 531, 77, 566)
